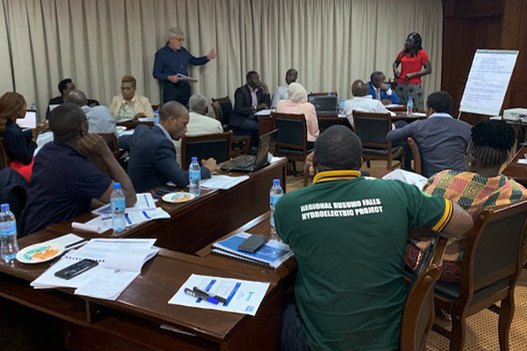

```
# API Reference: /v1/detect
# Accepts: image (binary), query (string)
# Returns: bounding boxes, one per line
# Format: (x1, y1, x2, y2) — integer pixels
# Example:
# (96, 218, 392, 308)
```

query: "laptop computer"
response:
(308, 95, 338, 116)
(220, 129, 277, 172)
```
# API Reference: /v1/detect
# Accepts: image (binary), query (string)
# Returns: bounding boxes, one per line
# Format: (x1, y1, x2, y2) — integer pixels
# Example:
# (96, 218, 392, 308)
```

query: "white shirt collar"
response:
(156, 123, 173, 141)
(429, 112, 453, 119)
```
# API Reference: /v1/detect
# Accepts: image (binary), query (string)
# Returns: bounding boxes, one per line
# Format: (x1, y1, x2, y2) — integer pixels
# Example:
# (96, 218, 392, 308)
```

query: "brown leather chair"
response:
(407, 137, 422, 175)
(272, 112, 311, 186)
(401, 237, 448, 351)
(180, 131, 232, 170)
(352, 110, 405, 170)
(97, 133, 124, 160)
(432, 201, 527, 351)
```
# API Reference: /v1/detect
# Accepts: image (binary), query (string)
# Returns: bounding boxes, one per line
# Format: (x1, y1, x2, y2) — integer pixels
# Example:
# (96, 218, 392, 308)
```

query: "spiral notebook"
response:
(212, 232, 293, 269)
(31, 239, 158, 300)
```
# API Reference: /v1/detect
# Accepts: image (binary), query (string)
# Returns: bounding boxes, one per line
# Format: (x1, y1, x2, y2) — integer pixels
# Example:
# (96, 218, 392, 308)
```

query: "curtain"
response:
(0, 0, 442, 116)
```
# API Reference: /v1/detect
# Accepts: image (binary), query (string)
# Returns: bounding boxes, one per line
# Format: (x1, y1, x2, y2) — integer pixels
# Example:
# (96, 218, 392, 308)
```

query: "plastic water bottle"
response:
(338, 96, 345, 115)
(0, 203, 18, 263)
(407, 97, 413, 116)
(269, 179, 284, 241)
(189, 157, 201, 197)
(153, 109, 160, 125)
(111, 183, 126, 235)
(30, 101, 37, 111)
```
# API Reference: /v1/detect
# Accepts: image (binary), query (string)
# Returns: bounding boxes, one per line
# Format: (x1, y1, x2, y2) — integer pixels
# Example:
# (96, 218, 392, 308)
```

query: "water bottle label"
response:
(111, 198, 125, 212)
(0, 221, 16, 236)
(270, 194, 282, 206)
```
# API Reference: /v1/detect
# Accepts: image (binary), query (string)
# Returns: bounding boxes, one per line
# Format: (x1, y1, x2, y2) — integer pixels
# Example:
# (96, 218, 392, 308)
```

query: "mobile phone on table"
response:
(238, 234, 269, 253)
(54, 259, 99, 280)
(156, 187, 175, 196)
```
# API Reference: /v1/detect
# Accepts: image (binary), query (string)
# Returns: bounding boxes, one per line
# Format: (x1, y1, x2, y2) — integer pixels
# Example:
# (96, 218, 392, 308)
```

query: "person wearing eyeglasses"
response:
(153, 27, 216, 106)
(109, 75, 154, 121)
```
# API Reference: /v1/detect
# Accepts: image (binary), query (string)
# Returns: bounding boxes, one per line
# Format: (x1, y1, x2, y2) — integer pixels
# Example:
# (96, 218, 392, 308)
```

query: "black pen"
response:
(193, 286, 227, 304)
(184, 288, 219, 305)
(65, 238, 89, 249)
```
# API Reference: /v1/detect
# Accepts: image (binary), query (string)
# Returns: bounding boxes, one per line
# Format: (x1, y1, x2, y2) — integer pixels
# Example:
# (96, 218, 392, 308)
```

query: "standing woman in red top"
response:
(393, 32, 432, 111)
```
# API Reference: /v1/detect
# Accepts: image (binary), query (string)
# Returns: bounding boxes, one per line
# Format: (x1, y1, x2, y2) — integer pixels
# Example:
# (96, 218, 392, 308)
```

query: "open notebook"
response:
(31, 239, 158, 300)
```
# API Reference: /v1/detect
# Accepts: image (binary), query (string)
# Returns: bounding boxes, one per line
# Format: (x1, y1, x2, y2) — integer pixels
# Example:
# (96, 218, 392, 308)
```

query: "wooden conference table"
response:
(45, 158, 287, 254)
(0, 213, 295, 351)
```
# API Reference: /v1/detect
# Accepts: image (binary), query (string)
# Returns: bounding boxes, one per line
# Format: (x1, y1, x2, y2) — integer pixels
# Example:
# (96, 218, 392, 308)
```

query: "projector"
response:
(503, 108, 527, 122)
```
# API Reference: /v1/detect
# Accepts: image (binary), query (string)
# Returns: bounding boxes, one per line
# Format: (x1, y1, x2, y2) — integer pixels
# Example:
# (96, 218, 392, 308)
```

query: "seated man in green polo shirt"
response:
(274, 125, 473, 351)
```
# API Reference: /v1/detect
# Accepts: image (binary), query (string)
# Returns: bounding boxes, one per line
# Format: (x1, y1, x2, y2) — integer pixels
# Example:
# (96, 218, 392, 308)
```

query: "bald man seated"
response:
(67, 90, 117, 134)
(21, 103, 136, 236)
(118, 101, 218, 192)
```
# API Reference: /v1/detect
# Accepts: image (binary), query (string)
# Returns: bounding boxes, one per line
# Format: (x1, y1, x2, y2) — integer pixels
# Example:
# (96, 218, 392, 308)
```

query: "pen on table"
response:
(184, 288, 219, 305)
(193, 286, 227, 304)
(64, 238, 90, 249)
(151, 190, 158, 199)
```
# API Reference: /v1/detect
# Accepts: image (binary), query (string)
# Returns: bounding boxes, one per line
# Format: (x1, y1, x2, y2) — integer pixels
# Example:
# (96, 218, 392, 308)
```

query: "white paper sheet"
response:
(201, 175, 249, 190)
(168, 274, 270, 316)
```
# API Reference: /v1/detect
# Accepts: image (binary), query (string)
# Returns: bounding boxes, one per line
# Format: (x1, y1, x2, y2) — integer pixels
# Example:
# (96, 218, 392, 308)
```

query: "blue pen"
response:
(184, 288, 219, 305)
(144, 194, 150, 207)
(125, 213, 132, 225)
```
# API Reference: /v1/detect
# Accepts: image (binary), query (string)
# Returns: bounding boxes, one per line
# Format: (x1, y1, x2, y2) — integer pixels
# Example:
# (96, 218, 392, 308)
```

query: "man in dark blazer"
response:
(118, 101, 217, 192)
(231, 71, 271, 145)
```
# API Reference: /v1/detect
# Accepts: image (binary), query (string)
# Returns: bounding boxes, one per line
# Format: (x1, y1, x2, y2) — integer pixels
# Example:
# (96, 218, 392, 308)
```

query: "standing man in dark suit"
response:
(153, 27, 216, 106)
(231, 71, 271, 145)
(117, 101, 217, 192)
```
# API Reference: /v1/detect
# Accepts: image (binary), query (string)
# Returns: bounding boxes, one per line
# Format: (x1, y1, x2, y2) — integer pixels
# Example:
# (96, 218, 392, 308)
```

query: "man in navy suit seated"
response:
(367, 71, 400, 105)
(118, 101, 217, 192)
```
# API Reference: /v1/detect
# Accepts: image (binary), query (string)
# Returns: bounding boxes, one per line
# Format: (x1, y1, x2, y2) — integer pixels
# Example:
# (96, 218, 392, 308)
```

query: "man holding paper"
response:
(153, 27, 216, 105)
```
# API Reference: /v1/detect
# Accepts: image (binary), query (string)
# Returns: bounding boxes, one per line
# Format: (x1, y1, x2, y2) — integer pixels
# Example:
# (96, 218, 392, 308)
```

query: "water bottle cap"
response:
(192, 157, 198, 162)
(408, 97, 412, 100)
(113, 182, 121, 189)
(273, 179, 280, 185)
(0, 203, 9, 211)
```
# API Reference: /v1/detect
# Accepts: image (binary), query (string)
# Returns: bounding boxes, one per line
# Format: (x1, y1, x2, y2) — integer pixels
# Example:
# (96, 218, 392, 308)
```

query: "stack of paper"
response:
(212, 232, 293, 269)
(31, 239, 159, 300)
(73, 193, 170, 234)
(201, 175, 249, 190)
(382, 169, 428, 190)
(168, 274, 270, 316)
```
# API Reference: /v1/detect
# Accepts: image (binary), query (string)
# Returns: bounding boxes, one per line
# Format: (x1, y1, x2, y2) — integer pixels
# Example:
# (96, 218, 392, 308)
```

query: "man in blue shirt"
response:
(153, 27, 216, 106)
(367, 71, 400, 105)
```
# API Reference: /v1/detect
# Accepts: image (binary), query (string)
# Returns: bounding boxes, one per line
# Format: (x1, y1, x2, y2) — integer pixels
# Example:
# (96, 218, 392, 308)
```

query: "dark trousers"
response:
(282, 303, 309, 351)
(239, 118, 260, 147)
(163, 82, 191, 106)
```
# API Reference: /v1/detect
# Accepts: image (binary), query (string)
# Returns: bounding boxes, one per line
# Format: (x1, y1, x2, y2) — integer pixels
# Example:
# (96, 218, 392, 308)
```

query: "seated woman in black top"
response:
(0, 92, 45, 181)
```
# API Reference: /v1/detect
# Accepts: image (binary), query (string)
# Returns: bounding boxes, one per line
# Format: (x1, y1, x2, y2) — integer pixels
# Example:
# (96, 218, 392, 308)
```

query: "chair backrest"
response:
(97, 133, 119, 152)
(181, 131, 232, 170)
(212, 97, 233, 126)
(211, 100, 223, 122)
(464, 201, 527, 294)
(407, 137, 422, 174)
(0, 137, 9, 169)
(271, 112, 307, 152)
(151, 104, 161, 112)
(401, 237, 448, 351)
(309, 91, 338, 96)
(352, 111, 393, 148)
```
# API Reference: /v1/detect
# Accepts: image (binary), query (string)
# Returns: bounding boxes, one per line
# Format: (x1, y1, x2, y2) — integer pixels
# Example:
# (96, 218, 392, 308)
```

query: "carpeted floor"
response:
(285, 164, 527, 351)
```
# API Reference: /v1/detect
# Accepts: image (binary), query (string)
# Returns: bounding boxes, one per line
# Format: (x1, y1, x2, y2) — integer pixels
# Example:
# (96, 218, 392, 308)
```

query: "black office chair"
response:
(272, 112, 312, 186)
(352, 111, 405, 170)
(181, 132, 232, 170)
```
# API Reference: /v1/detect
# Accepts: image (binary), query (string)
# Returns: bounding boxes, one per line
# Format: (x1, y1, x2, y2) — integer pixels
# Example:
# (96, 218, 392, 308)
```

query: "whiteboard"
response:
(459, 49, 518, 116)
